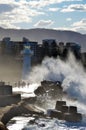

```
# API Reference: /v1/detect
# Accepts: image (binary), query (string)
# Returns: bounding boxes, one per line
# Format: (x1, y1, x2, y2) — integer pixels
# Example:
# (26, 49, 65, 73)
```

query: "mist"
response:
(28, 52, 86, 104)
(0, 55, 22, 84)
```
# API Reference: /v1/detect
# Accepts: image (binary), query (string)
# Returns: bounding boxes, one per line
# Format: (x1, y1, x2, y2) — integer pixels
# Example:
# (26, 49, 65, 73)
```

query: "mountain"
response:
(0, 28, 86, 52)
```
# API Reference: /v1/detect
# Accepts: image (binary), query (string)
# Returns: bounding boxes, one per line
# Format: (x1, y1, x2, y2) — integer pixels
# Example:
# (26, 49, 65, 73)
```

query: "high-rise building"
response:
(42, 39, 58, 57)
(65, 42, 81, 59)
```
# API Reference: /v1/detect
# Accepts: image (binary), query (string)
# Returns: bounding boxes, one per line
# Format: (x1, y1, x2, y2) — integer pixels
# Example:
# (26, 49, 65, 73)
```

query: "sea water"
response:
(7, 53, 86, 130)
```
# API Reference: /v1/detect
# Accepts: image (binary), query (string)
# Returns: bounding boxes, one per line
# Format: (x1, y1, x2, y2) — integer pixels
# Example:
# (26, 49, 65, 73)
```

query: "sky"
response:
(0, 0, 86, 34)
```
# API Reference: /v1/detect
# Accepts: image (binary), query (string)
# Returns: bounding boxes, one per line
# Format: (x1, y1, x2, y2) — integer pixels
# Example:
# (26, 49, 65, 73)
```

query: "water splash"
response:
(28, 52, 86, 104)
(8, 52, 86, 130)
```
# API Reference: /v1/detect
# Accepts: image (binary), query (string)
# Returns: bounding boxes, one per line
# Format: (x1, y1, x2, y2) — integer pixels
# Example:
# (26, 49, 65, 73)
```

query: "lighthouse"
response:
(22, 42, 33, 80)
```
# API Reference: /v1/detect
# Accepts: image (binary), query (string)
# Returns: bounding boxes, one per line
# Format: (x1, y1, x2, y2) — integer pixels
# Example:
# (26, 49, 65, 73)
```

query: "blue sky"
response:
(0, 0, 86, 34)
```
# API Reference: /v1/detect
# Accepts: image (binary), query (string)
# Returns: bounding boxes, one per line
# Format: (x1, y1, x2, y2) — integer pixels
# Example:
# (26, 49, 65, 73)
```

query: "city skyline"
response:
(0, 0, 86, 34)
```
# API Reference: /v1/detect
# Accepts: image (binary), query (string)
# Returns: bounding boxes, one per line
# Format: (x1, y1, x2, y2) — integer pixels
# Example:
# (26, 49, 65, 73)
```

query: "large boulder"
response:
(22, 97, 37, 104)
(0, 122, 8, 130)
(34, 86, 46, 96)
(36, 80, 63, 99)
(47, 109, 63, 120)
(41, 80, 62, 91)
(1, 102, 44, 125)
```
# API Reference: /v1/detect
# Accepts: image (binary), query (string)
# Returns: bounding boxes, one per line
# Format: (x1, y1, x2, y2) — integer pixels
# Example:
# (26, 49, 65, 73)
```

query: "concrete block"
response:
(61, 105, 68, 113)
(64, 113, 82, 122)
(55, 101, 66, 111)
(69, 106, 77, 113)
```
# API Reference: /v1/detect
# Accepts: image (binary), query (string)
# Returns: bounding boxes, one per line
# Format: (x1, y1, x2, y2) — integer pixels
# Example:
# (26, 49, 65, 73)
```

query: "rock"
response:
(38, 123, 45, 127)
(1, 103, 44, 125)
(34, 86, 45, 96)
(1, 105, 25, 125)
(0, 122, 8, 130)
(41, 80, 62, 91)
(37, 80, 63, 99)
(47, 109, 63, 120)
(29, 119, 36, 124)
(22, 97, 37, 104)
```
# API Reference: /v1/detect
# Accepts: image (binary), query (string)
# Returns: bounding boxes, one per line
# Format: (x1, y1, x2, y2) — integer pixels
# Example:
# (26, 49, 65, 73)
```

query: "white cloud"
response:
(34, 20, 54, 27)
(0, 0, 13, 4)
(55, 19, 86, 34)
(72, 19, 86, 27)
(66, 18, 72, 21)
(54, 27, 75, 32)
(24, 0, 83, 9)
(0, 0, 45, 29)
(0, 0, 84, 30)
(0, 21, 20, 29)
(61, 4, 86, 12)
(49, 8, 59, 12)
(71, 19, 86, 33)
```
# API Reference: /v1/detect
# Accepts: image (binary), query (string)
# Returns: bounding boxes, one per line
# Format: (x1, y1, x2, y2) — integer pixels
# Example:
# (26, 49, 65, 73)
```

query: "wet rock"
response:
(34, 86, 45, 96)
(29, 119, 36, 124)
(1, 102, 44, 125)
(38, 123, 45, 127)
(54, 100, 82, 122)
(22, 97, 37, 104)
(41, 80, 62, 92)
(0, 122, 8, 130)
(47, 109, 63, 120)
(36, 80, 63, 99)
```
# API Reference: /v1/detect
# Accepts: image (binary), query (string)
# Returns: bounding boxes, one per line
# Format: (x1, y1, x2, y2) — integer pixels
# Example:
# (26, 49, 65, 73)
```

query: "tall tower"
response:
(22, 42, 33, 80)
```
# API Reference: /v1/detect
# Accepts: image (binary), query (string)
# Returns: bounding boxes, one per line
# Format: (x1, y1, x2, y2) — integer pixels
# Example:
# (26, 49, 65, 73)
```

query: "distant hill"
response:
(0, 28, 86, 52)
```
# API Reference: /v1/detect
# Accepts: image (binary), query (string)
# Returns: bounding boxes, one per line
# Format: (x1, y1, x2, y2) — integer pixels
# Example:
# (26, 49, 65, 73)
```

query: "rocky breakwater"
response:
(34, 80, 82, 122)
(0, 80, 83, 129)
(0, 101, 44, 125)
(0, 81, 44, 129)
(0, 81, 21, 129)
(47, 100, 82, 122)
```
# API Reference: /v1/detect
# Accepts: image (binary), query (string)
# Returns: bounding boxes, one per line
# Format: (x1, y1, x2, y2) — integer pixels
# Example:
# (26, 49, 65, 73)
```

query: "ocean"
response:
(7, 53, 86, 130)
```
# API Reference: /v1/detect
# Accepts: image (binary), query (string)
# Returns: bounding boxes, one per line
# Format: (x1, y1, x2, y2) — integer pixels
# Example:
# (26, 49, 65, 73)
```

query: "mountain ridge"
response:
(0, 28, 86, 52)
